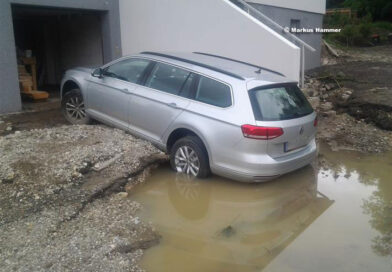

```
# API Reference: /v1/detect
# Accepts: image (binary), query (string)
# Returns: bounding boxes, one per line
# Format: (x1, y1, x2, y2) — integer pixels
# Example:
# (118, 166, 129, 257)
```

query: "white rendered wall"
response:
(247, 0, 326, 14)
(119, 0, 301, 82)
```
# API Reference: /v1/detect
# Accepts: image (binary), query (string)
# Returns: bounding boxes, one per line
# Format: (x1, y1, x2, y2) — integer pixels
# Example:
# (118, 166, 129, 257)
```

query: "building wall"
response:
(247, 0, 326, 14)
(0, 0, 21, 114)
(248, 3, 324, 70)
(0, 0, 121, 114)
(119, 0, 301, 82)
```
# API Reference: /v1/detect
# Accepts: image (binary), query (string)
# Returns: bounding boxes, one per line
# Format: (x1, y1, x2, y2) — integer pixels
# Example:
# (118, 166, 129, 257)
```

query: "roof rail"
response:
(140, 51, 245, 80)
(193, 52, 284, 76)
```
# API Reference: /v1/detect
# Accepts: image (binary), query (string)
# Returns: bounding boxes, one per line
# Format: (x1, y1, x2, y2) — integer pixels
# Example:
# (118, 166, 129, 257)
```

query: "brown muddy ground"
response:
(0, 109, 67, 136)
(306, 45, 392, 153)
(308, 61, 392, 92)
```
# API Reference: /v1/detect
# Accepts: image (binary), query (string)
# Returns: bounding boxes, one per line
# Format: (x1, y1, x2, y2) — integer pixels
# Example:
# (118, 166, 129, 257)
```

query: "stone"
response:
(308, 97, 320, 109)
(337, 71, 346, 78)
(324, 110, 337, 117)
(117, 192, 128, 198)
(341, 94, 351, 101)
(325, 83, 335, 91)
(306, 89, 314, 97)
(344, 89, 353, 96)
(131, 217, 140, 225)
(320, 102, 334, 111)
(3, 172, 15, 184)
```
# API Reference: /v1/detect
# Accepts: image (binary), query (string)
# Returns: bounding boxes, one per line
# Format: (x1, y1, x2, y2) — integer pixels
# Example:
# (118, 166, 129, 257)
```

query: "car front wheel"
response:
(170, 136, 211, 179)
(61, 89, 91, 125)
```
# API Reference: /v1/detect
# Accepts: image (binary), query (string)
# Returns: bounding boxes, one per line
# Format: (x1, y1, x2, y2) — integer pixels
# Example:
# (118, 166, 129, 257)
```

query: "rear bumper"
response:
(212, 140, 317, 182)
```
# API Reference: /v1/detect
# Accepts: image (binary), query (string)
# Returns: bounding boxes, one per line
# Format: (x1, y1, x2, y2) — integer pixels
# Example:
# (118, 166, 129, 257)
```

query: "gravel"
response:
(0, 125, 167, 271)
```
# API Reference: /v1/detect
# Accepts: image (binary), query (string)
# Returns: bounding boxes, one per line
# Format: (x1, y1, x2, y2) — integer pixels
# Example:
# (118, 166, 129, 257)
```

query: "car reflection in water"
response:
(132, 163, 334, 272)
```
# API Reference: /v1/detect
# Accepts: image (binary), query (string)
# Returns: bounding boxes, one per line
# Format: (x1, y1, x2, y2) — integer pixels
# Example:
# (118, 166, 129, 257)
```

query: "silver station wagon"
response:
(61, 52, 317, 182)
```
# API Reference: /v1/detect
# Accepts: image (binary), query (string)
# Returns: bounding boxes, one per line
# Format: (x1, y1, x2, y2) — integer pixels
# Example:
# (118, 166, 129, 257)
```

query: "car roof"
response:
(136, 52, 295, 85)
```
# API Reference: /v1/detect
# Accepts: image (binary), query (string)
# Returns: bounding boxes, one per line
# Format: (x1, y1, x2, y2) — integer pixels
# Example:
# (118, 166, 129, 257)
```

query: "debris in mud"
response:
(111, 231, 161, 254)
(220, 225, 237, 238)
(347, 87, 392, 130)
(93, 154, 123, 172)
(0, 109, 68, 136)
(303, 62, 392, 153)
(0, 125, 168, 271)
(311, 43, 392, 138)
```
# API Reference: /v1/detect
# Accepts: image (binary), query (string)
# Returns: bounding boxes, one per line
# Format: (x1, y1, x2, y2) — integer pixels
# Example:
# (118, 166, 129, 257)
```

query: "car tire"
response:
(170, 136, 211, 179)
(61, 89, 91, 125)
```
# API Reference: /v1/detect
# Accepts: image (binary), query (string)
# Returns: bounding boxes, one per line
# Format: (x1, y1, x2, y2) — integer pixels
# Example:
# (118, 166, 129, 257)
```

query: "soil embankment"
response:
(305, 45, 392, 153)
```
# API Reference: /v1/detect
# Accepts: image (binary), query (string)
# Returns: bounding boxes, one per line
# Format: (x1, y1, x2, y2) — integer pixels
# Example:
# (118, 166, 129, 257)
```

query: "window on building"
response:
(290, 19, 301, 35)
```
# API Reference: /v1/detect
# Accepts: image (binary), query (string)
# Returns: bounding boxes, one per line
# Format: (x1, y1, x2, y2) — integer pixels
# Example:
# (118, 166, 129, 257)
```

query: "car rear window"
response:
(249, 84, 314, 121)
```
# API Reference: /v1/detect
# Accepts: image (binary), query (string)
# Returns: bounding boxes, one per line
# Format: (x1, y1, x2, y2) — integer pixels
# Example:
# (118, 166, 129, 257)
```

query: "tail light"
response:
(314, 117, 318, 127)
(241, 125, 284, 140)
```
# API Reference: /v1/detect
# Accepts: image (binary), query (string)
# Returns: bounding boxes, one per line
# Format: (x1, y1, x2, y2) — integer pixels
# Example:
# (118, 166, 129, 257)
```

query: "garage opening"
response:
(11, 5, 104, 104)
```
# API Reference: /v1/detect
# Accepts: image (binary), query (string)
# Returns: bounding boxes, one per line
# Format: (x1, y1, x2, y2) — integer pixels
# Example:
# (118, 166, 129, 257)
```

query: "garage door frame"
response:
(0, 0, 122, 114)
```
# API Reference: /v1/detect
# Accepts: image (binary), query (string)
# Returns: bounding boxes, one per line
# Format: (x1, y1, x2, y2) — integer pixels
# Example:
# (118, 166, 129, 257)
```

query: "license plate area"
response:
(284, 139, 308, 153)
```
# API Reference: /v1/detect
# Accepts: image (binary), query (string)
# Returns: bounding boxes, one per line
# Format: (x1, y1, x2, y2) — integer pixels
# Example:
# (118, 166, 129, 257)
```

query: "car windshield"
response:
(249, 84, 314, 121)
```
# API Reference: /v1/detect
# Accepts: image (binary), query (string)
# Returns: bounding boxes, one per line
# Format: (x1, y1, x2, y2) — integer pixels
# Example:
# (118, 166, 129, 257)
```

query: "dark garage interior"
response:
(11, 5, 104, 101)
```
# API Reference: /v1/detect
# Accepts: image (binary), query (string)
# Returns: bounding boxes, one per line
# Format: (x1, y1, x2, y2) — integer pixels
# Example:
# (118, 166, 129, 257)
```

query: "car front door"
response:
(86, 58, 152, 129)
(127, 62, 196, 143)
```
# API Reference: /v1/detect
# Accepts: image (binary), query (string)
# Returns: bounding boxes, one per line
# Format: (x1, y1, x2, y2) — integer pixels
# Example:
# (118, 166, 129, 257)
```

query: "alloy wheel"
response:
(174, 146, 200, 176)
(65, 96, 86, 121)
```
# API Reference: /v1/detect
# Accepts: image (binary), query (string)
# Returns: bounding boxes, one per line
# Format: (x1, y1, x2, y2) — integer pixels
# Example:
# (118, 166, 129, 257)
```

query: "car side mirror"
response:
(92, 68, 103, 78)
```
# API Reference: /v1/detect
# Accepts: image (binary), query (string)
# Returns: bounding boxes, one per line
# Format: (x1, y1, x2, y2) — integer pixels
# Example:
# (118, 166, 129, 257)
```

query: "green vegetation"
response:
(325, 0, 392, 46)
(327, 0, 392, 21)
(343, 0, 392, 21)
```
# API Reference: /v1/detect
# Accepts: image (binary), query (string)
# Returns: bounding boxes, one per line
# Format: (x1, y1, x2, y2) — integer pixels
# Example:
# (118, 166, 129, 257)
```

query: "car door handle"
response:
(167, 102, 181, 109)
(122, 88, 134, 95)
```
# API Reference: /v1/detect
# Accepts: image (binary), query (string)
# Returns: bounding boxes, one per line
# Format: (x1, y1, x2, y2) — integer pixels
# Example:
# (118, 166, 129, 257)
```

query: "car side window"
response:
(179, 73, 197, 99)
(103, 58, 150, 84)
(145, 62, 191, 95)
(195, 76, 232, 108)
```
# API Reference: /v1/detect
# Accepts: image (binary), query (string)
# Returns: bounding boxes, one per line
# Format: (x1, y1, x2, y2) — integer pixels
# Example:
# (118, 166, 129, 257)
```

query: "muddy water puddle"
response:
(132, 145, 392, 272)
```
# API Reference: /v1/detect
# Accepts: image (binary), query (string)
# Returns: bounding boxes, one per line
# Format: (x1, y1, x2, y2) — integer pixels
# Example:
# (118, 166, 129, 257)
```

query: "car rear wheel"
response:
(170, 136, 211, 179)
(61, 89, 91, 125)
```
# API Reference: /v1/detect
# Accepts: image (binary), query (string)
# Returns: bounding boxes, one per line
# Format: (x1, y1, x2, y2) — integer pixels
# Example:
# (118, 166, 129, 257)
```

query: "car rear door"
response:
(249, 84, 317, 158)
(127, 62, 194, 143)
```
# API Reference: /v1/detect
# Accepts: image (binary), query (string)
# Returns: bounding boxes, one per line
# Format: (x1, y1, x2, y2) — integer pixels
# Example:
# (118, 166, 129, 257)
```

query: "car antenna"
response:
(255, 67, 262, 74)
